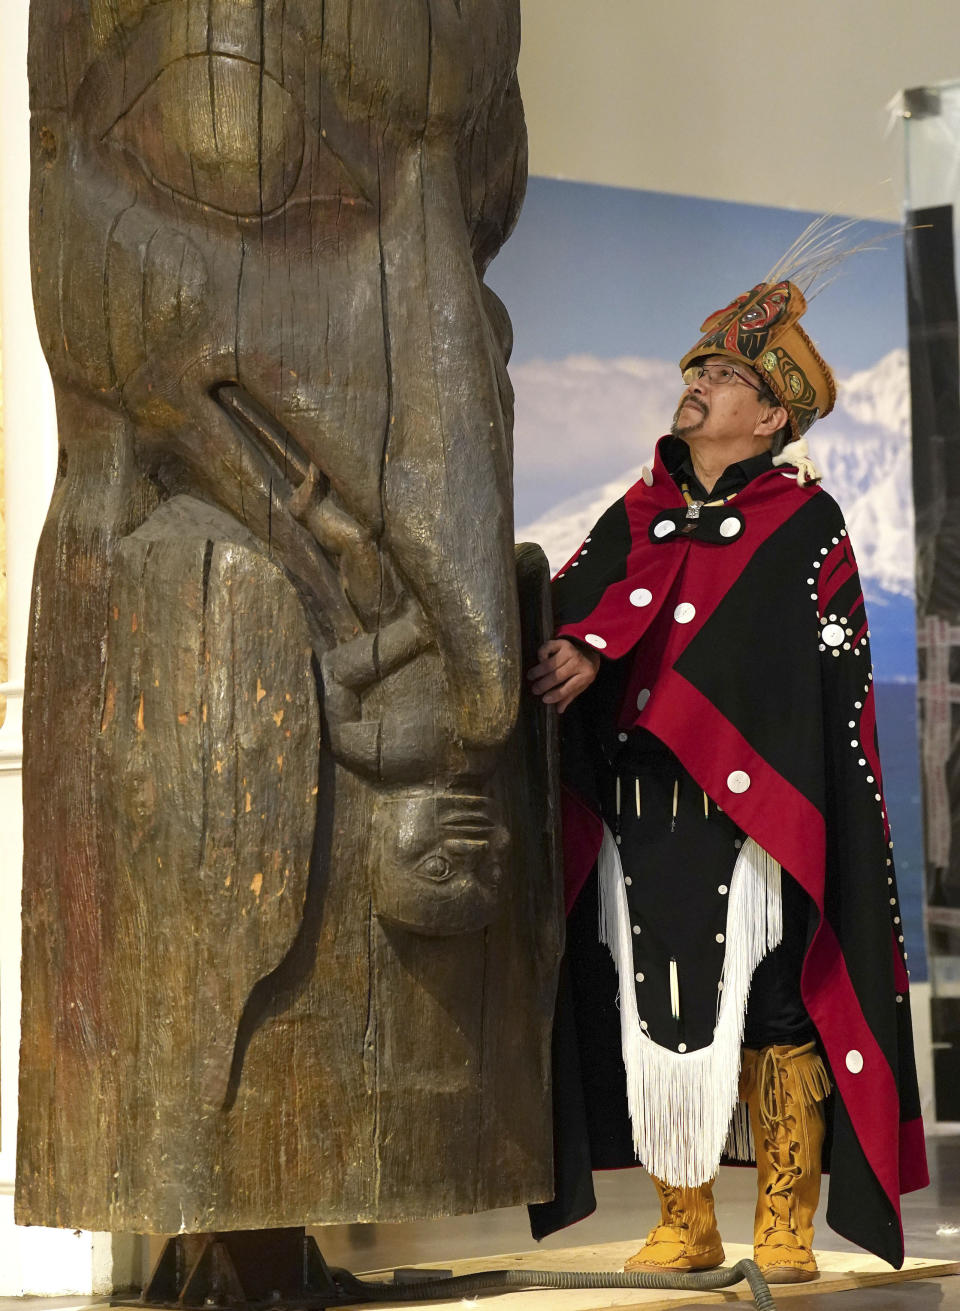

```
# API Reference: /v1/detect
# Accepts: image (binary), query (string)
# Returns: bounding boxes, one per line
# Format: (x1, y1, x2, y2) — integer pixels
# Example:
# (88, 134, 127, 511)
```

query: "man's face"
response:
(671, 355, 772, 446)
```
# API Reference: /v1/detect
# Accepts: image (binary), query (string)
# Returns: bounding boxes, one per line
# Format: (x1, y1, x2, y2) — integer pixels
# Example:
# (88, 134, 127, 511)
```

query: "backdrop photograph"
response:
(489, 177, 925, 977)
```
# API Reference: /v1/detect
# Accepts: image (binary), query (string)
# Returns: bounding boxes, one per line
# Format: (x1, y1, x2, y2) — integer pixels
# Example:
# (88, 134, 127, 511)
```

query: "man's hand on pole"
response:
(527, 638, 601, 714)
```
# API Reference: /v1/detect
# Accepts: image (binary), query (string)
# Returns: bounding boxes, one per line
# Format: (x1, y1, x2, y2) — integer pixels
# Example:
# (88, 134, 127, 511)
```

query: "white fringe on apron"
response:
(597, 820, 782, 1186)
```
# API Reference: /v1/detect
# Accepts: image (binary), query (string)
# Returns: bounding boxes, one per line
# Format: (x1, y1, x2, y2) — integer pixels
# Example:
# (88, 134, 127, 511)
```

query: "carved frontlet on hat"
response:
(679, 280, 836, 441)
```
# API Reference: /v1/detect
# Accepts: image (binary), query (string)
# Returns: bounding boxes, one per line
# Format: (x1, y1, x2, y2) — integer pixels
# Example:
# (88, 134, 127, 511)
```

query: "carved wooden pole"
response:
(18, 0, 562, 1234)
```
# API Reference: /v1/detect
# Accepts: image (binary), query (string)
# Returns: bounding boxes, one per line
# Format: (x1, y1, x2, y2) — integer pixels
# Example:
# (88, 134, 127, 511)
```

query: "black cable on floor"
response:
(326, 1258, 777, 1309)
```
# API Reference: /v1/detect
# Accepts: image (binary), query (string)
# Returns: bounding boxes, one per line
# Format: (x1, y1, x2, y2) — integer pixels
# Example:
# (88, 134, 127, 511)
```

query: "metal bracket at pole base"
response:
(113, 1228, 349, 1309)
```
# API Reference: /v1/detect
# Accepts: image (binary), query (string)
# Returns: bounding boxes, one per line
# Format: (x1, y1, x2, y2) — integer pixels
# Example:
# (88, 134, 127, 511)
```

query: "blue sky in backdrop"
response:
(489, 178, 906, 374)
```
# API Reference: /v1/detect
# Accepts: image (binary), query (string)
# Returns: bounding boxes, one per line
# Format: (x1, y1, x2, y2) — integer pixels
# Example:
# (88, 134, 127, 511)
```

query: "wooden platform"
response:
(353, 1239, 960, 1308)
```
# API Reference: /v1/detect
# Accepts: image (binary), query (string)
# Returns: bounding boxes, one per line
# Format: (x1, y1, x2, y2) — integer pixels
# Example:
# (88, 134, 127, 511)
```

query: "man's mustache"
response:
(674, 395, 707, 423)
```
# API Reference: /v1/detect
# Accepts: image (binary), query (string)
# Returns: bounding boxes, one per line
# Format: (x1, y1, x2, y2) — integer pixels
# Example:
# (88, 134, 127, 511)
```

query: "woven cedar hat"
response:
(678, 279, 836, 443)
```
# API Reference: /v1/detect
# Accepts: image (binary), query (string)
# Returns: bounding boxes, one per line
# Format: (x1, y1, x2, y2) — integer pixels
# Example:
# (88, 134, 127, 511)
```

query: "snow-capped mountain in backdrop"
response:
(514, 348, 913, 601)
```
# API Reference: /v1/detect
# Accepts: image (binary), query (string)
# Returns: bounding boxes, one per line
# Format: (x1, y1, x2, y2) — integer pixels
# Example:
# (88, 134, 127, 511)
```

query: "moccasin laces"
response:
(758, 1048, 802, 1239)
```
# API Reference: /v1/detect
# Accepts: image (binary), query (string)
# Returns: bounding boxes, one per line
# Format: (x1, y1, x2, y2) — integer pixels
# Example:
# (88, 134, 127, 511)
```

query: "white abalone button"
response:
(584, 633, 607, 649)
(641, 465, 654, 487)
(654, 519, 676, 539)
(845, 1049, 864, 1074)
(618, 732, 628, 742)
(637, 688, 651, 711)
(727, 770, 751, 794)
(630, 588, 653, 607)
(719, 516, 741, 538)
(822, 623, 844, 647)
(674, 602, 696, 624)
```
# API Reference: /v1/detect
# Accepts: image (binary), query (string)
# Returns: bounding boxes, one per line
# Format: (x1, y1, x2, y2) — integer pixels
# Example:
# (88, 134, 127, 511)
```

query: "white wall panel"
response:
(519, 0, 960, 220)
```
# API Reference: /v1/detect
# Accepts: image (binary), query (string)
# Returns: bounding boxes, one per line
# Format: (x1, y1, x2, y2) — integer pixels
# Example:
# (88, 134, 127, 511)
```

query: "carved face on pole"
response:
(30, 0, 526, 922)
(20, 0, 561, 1233)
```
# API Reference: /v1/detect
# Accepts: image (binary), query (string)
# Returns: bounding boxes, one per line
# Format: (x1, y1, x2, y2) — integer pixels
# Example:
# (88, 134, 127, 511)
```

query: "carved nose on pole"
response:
(378, 157, 521, 753)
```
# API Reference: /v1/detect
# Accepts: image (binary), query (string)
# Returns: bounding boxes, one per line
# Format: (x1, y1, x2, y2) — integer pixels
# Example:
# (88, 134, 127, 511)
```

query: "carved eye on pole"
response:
(371, 791, 509, 935)
(416, 853, 456, 883)
(109, 55, 305, 217)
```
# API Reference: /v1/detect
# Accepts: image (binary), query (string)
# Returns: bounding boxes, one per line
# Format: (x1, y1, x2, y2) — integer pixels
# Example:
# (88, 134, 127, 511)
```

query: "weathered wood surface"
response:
(18, 0, 563, 1232)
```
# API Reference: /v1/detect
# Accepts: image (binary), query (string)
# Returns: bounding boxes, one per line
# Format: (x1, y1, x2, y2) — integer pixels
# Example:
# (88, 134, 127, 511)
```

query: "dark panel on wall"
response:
(906, 204, 960, 1115)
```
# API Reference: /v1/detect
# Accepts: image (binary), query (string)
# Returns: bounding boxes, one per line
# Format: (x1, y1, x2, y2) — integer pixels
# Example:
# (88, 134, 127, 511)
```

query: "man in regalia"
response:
(527, 274, 927, 1283)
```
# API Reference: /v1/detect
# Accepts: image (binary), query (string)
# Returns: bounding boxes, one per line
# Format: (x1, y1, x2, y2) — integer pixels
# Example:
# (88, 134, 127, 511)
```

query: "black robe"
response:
(530, 435, 928, 1269)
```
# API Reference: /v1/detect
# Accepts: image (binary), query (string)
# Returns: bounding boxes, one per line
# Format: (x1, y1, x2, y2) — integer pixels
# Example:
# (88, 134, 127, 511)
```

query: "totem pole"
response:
(18, 0, 562, 1246)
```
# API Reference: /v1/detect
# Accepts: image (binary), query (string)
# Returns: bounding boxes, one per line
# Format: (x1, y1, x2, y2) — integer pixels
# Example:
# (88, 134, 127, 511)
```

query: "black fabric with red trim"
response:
(534, 435, 928, 1266)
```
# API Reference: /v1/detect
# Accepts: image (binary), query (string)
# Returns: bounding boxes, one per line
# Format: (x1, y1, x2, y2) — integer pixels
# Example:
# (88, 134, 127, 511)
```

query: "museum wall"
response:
(518, 0, 960, 222)
(0, 0, 956, 1294)
(1, 326, 6, 723)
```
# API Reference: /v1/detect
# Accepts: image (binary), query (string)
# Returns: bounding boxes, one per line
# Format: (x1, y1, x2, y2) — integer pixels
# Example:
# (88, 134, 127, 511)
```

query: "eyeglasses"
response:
(682, 362, 763, 394)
